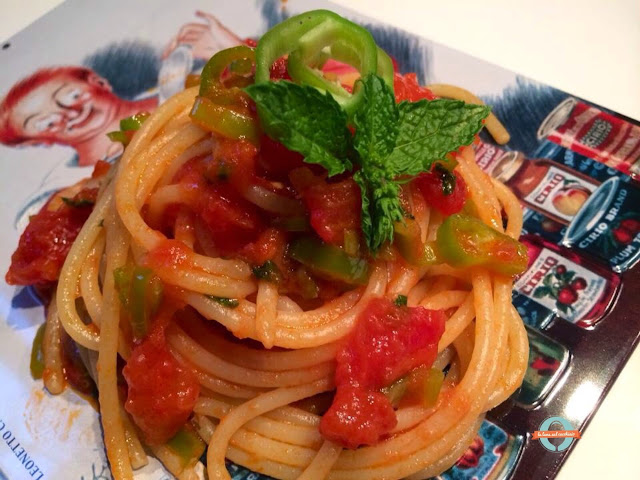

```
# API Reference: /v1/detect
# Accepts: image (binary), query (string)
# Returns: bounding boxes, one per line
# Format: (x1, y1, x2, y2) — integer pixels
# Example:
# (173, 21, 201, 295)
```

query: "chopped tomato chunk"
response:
(91, 160, 112, 178)
(257, 135, 305, 181)
(335, 298, 446, 389)
(6, 191, 96, 286)
(198, 184, 264, 255)
(319, 386, 396, 449)
(320, 298, 445, 448)
(209, 138, 260, 194)
(302, 178, 362, 245)
(414, 169, 468, 216)
(123, 328, 199, 445)
(145, 239, 193, 271)
(393, 72, 437, 102)
(239, 227, 286, 265)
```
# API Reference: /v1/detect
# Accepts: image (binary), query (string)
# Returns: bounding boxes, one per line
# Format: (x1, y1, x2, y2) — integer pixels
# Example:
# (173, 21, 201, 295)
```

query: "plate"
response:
(1, 1, 639, 479)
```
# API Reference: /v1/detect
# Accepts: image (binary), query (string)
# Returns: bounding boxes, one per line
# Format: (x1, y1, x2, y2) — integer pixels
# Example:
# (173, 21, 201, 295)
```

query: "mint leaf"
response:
(353, 75, 398, 168)
(354, 169, 404, 252)
(352, 75, 403, 251)
(245, 81, 352, 176)
(388, 99, 491, 176)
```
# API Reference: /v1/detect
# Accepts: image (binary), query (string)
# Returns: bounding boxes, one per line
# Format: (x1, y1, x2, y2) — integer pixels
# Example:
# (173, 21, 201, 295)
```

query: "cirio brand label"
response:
(522, 166, 596, 223)
(562, 177, 640, 272)
(515, 248, 606, 324)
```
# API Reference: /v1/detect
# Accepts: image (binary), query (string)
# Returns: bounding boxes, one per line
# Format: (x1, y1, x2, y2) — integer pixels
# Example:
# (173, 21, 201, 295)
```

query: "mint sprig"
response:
(246, 75, 490, 252)
(245, 81, 352, 176)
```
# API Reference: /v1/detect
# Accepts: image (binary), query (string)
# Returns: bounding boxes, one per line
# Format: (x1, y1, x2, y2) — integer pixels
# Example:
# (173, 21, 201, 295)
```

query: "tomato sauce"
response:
(122, 325, 199, 445)
(302, 178, 362, 246)
(320, 298, 445, 448)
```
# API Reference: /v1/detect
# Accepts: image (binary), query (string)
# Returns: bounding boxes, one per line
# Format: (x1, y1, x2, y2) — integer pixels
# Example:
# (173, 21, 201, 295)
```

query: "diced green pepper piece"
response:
(166, 426, 206, 469)
(423, 368, 444, 408)
(381, 376, 408, 408)
(114, 265, 164, 340)
(30, 323, 46, 380)
(119, 112, 150, 131)
(289, 236, 370, 285)
(436, 214, 528, 276)
(394, 218, 438, 267)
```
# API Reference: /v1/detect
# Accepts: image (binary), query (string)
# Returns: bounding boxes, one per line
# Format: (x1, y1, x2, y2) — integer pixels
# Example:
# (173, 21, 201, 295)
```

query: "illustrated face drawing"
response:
(0, 67, 119, 148)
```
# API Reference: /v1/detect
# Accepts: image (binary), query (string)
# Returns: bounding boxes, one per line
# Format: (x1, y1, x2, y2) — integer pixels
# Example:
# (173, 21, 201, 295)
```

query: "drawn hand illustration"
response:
(162, 10, 243, 62)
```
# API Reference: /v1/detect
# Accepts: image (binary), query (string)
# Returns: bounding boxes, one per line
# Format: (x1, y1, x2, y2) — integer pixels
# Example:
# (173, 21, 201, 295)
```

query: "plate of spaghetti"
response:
(4, 9, 531, 480)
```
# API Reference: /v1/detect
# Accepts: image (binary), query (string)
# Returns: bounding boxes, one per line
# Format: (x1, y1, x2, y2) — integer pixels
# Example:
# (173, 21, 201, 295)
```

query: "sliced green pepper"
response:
(190, 96, 258, 144)
(30, 323, 46, 380)
(254, 10, 390, 116)
(199, 45, 255, 103)
(107, 112, 150, 146)
(166, 425, 206, 469)
(394, 219, 438, 266)
(436, 214, 528, 276)
(114, 265, 164, 340)
(290, 236, 370, 285)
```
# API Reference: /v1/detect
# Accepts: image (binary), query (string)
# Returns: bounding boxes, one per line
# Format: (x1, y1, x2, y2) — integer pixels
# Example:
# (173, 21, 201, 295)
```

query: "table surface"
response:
(0, 1, 638, 479)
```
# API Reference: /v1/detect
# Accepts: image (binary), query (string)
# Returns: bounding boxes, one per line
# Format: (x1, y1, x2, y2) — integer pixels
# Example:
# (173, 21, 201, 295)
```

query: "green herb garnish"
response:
(205, 295, 240, 309)
(251, 260, 282, 284)
(394, 295, 408, 307)
(61, 196, 95, 208)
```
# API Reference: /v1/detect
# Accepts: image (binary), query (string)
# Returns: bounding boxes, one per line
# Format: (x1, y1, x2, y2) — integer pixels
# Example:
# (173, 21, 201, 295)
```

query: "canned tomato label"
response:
(439, 420, 523, 480)
(473, 141, 507, 175)
(563, 177, 640, 272)
(538, 98, 640, 178)
(515, 236, 621, 328)
(521, 207, 566, 245)
(535, 140, 634, 185)
(521, 165, 597, 224)
(490, 151, 599, 225)
(518, 328, 569, 408)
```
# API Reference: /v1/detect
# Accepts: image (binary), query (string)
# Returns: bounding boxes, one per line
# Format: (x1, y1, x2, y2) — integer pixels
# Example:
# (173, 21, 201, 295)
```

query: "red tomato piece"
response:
(335, 298, 446, 390)
(239, 227, 286, 265)
(414, 169, 468, 216)
(91, 160, 112, 179)
(393, 72, 437, 102)
(270, 57, 291, 80)
(319, 386, 397, 449)
(198, 184, 264, 255)
(210, 138, 260, 194)
(320, 298, 445, 449)
(145, 239, 193, 271)
(6, 194, 94, 286)
(123, 328, 199, 445)
(302, 178, 362, 245)
(257, 135, 306, 181)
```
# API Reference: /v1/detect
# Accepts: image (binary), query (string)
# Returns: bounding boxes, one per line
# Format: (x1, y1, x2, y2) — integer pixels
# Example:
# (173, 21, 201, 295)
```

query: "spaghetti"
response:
(7, 10, 529, 480)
